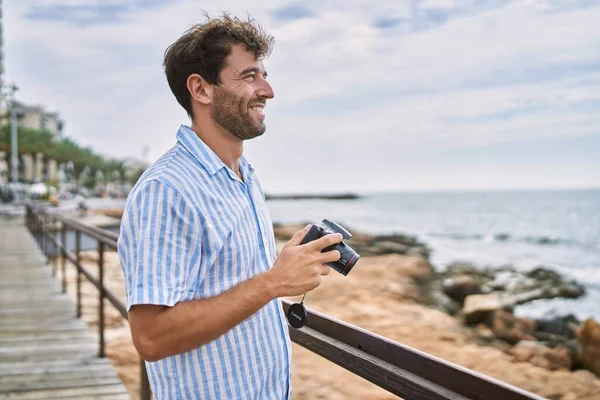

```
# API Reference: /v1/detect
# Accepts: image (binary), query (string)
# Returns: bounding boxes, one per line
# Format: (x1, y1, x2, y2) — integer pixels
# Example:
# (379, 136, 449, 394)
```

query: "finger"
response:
(308, 233, 343, 252)
(321, 249, 341, 264)
(310, 275, 322, 290)
(320, 265, 331, 276)
(287, 224, 312, 246)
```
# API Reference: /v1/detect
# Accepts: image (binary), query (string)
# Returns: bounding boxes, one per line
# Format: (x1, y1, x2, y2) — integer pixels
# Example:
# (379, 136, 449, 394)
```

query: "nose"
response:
(257, 79, 274, 99)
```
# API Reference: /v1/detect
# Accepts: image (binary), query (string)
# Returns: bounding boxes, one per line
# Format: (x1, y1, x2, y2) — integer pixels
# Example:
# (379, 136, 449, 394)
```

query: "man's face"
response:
(210, 44, 274, 141)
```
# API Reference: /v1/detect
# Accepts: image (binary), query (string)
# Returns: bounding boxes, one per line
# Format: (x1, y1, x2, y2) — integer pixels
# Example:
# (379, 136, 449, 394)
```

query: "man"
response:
(117, 14, 342, 399)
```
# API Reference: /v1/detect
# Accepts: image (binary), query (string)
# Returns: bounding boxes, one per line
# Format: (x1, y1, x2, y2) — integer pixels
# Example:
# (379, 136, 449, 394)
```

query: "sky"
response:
(3, 0, 600, 194)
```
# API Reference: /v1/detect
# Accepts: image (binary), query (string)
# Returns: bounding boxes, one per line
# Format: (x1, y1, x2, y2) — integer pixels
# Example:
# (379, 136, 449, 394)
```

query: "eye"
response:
(244, 74, 256, 82)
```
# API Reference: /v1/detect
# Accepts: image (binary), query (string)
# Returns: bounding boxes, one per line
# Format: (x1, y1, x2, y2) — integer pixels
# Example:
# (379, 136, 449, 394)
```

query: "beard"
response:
(210, 86, 266, 141)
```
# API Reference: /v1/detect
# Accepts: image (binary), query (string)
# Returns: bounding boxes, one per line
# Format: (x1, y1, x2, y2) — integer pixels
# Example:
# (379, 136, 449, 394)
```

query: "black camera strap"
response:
(286, 293, 307, 329)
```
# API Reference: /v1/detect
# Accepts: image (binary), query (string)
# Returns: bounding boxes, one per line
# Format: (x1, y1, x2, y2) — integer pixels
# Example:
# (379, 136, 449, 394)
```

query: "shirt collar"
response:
(176, 125, 254, 181)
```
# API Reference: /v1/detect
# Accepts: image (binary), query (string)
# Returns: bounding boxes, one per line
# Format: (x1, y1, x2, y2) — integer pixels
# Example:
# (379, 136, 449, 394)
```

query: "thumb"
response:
(287, 224, 312, 246)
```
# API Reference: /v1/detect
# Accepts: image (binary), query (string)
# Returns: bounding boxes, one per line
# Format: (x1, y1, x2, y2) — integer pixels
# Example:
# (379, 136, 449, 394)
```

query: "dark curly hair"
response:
(163, 13, 275, 118)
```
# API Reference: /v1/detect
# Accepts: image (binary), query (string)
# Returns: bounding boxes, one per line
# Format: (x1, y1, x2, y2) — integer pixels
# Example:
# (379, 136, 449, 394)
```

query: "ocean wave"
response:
(427, 232, 579, 247)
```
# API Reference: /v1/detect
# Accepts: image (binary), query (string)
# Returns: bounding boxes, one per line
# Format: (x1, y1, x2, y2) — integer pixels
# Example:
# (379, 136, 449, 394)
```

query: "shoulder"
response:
(124, 150, 195, 216)
(130, 145, 211, 200)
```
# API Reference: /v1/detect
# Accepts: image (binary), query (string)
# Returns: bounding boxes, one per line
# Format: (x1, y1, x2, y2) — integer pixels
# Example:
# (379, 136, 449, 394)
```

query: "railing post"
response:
(140, 358, 151, 400)
(61, 222, 67, 293)
(42, 212, 47, 258)
(53, 217, 58, 276)
(45, 212, 49, 259)
(50, 215, 57, 277)
(98, 241, 105, 358)
(33, 211, 37, 244)
(38, 212, 43, 248)
(76, 230, 82, 318)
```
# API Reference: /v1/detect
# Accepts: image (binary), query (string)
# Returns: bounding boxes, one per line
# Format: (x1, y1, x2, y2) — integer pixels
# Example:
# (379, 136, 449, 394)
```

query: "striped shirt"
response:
(117, 125, 292, 400)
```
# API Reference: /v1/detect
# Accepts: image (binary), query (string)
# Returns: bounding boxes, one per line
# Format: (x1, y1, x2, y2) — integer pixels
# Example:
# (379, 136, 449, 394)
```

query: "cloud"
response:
(373, 16, 404, 29)
(4, 0, 600, 192)
(271, 4, 314, 21)
(25, 3, 129, 25)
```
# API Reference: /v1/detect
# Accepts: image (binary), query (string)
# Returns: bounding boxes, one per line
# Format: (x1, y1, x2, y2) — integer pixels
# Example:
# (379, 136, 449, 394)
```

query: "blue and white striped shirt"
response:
(117, 125, 292, 400)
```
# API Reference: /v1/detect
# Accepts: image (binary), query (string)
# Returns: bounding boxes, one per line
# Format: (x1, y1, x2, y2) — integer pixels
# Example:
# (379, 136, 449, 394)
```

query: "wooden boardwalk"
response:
(0, 218, 130, 399)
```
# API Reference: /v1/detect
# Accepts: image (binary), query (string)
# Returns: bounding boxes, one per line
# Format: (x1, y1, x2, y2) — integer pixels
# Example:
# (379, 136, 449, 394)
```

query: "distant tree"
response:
(0, 124, 142, 184)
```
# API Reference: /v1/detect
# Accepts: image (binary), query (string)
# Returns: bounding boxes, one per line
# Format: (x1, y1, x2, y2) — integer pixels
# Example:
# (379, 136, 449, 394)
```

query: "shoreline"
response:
(265, 192, 362, 200)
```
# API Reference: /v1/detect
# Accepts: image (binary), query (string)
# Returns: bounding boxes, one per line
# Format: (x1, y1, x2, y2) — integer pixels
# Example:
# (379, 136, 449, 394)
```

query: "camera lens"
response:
(329, 242, 360, 276)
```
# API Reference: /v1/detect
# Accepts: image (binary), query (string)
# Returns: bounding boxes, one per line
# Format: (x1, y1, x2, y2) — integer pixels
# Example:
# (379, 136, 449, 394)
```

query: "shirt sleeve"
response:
(118, 179, 203, 311)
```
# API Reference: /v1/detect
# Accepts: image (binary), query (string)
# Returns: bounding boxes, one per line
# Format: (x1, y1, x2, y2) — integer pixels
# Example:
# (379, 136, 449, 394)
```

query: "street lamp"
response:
(7, 83, 20, 203)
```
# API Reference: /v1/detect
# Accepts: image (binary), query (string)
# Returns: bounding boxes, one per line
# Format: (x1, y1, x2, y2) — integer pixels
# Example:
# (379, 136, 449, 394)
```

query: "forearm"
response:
(134, 271, 278, 361)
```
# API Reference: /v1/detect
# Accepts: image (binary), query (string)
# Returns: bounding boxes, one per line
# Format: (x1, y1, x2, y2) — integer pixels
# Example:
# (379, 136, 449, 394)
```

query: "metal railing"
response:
(26, 203, 547, 400)
(26, 203, 151, 400)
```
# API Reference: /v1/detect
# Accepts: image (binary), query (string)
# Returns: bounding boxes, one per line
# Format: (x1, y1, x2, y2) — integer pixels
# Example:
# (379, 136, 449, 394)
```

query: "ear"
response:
(187, 74, 213, 106)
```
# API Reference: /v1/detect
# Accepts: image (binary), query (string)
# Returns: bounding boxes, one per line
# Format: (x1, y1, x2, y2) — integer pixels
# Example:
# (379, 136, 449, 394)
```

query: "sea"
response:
(265, 188, 600, 322)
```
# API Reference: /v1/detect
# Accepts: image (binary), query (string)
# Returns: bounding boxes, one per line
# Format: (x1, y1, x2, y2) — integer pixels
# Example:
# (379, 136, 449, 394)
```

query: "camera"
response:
(300, 219, 360, 275)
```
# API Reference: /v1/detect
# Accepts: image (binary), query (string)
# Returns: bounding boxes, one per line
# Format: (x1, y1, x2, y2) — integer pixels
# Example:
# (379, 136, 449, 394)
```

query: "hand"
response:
(264, 225, 342, 297)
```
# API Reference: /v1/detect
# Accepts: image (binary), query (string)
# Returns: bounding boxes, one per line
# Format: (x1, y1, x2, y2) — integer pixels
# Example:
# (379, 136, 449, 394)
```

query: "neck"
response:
(191, 116, 244, 177)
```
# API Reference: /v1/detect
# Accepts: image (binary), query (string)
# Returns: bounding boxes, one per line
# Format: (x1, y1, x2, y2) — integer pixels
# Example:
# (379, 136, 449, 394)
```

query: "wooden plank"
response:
(0, 377, 123, 393)
(0, 368, 120, 385)
(0, 296, 72, 306)
(0, 267, 52, 276)
(0, 314, 79, 325)
(0, 330, 91, 344)
(0, 336, 94, 349)
(0, 384, 130, 399)
(0, 358, 109, 374)
(1, 366, 116, 381)
(0, 322, 88, 335)
(0, 304, 75, 316)
(0, 342, 99, 358)
(0, 280, 59, 288)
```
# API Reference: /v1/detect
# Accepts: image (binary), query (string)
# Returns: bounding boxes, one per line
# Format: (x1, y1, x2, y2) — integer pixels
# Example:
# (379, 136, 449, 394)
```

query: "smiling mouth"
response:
(249, 104, 265, 117)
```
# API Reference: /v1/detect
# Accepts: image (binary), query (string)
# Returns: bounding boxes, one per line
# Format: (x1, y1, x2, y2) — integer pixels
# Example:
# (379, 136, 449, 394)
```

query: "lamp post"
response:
(8, 83, 19, 203)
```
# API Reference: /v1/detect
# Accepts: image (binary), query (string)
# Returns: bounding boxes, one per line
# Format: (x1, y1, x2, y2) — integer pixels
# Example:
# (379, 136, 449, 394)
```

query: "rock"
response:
(535, 314, 580, 340)
(577, 319, 600, 377)
(427, 290, 461, 315)
(526, 267, 563, 281)
(545, 345, 574, 370)
(530, 355, 552, 369)
(573, 369, 598, 381)
(446, 262, 495, 280)
(510, 341, 537, 362)
(474, 323, 495, 344)
(509, 341, 573, 370)
(486, 269, 536, 292)
(461, 293, 504, 325)
(443, 275, 482, 304)
(419, 263, 586, 326)
(371, 241, 411, 255)
(485, 311, 537, 344)
(525, 267, 585, 299)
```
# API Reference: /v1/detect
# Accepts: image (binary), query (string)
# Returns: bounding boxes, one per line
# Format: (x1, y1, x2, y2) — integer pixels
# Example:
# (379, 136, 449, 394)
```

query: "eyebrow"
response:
(239, 67, 268, 78)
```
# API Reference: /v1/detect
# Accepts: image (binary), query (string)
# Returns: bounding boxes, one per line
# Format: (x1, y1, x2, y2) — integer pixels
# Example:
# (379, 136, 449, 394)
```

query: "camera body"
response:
(300, 219, 360, 275)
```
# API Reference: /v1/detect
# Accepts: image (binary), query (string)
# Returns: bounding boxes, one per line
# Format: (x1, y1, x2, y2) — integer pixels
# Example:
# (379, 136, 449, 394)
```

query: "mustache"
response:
(248, 100, 266, 107)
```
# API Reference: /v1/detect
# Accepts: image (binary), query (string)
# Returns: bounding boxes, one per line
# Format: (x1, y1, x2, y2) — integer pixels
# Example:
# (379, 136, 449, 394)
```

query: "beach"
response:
(56, 216, 600, 400)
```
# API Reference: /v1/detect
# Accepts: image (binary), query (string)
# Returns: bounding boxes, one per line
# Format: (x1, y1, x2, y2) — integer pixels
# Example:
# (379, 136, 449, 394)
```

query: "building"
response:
(14, 101, 64, 138)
